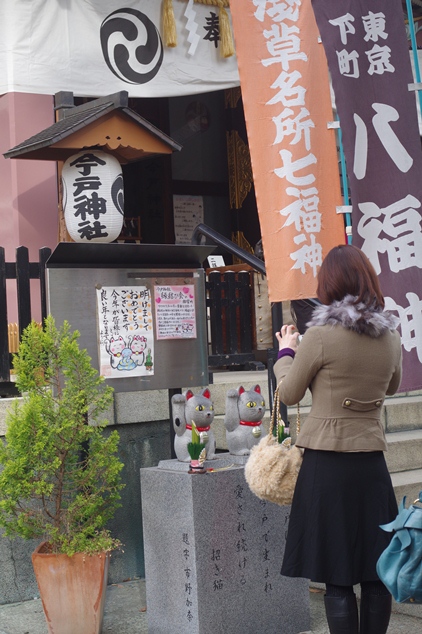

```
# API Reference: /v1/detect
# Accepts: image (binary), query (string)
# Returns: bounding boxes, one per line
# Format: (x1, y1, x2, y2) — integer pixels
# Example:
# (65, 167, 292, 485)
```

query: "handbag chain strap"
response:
(270, 385, 300, 438)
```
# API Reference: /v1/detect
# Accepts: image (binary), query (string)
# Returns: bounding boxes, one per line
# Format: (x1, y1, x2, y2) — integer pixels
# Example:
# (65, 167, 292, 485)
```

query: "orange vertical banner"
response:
(230, 0, 345, 302)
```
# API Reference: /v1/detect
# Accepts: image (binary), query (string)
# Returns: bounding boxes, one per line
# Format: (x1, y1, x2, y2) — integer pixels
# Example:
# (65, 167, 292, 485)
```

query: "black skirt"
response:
(280, 449, 398, 586)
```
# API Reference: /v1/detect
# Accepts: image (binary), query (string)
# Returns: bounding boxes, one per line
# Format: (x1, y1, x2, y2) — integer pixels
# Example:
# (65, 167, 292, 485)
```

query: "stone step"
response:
(384, 393, 422, 432)
(209, 369, 271, 416)
(385, 429, 422, 473)
(391, 468, 422, 507)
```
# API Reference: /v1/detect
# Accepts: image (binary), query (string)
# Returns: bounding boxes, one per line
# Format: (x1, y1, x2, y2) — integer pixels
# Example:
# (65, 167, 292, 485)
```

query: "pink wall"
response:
(0, 93, 59, 321)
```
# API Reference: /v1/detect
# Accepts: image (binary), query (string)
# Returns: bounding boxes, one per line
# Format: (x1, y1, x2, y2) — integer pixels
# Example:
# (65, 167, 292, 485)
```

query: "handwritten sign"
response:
(173, 195, 204, 244)
(97, 286, 154, 378)
(155, 285, 197, 340)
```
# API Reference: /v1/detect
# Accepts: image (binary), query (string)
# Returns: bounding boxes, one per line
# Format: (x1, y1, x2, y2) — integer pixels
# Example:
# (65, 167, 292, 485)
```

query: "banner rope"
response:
(162, 0, 234, 57)
(163, 0, 178, 47)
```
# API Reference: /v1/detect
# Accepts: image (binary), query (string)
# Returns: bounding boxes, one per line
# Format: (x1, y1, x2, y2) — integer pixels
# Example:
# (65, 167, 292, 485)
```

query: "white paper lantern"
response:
(62, 150, 124, 243)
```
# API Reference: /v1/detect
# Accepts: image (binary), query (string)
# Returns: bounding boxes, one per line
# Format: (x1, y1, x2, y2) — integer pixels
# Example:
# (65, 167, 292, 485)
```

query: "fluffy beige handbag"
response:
(244, 386, 303, 506)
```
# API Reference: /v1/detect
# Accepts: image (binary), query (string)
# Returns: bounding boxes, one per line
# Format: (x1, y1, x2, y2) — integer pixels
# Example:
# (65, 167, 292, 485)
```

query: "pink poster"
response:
(155, 285, 197, 340)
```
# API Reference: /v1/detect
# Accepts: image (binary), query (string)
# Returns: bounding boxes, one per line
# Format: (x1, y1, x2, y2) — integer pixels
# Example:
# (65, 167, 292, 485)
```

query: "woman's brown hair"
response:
(316, 245, 385, 308)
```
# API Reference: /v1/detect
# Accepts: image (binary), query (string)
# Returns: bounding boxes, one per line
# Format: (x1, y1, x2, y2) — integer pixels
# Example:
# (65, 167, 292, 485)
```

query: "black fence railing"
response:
(0, 246, 51, 394)
(193, 222, 274, 364)
(207, 270, 256, 368)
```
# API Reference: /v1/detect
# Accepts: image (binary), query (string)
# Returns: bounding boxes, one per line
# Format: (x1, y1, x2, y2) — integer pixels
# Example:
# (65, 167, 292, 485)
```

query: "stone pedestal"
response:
(140, 459, 310, 634)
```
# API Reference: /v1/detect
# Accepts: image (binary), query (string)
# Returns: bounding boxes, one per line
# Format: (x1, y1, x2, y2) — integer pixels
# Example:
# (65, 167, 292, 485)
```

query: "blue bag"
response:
(376, 491, 422, 604)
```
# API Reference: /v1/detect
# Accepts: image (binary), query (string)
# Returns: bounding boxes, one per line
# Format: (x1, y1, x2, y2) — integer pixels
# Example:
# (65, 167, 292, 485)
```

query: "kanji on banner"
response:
(230, 0, 345, 303)
(312, 0, 422, 391)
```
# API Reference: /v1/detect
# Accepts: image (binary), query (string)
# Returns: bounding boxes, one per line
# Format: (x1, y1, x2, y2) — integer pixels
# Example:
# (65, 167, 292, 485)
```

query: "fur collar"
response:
(307, 295, 399, 338)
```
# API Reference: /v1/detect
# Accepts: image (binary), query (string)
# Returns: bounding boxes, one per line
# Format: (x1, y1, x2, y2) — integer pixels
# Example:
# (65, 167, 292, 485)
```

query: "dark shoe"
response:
(360, 593, 392, 634)
(324, 595, 359, 634)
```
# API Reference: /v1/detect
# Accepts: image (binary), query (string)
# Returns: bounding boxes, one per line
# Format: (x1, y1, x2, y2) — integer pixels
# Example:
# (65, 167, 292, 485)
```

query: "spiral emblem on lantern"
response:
(111, 174, 124, 216)
(100, 9, 163, 84)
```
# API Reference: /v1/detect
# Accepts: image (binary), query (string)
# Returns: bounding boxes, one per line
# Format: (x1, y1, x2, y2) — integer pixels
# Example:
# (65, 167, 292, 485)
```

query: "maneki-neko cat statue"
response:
(224, 385, 266, 455)
(171, 388, 217, 462)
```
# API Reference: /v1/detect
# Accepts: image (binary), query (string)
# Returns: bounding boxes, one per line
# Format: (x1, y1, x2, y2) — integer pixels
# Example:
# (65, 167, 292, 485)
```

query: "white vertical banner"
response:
(0, 0, 239, 97)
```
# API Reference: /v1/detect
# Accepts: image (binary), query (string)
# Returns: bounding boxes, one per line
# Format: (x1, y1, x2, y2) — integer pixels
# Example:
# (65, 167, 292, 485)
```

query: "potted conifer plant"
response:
(0, 316, 124, 634)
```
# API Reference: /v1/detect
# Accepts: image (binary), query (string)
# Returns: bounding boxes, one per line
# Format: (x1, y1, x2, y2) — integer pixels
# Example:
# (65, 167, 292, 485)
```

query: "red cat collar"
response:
(186, 424, 211, 432)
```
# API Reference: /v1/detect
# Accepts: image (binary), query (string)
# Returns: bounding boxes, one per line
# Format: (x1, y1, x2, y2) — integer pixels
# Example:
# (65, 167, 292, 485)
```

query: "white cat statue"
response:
(224, 385, 266, 455)
(171, 388, 217, 462)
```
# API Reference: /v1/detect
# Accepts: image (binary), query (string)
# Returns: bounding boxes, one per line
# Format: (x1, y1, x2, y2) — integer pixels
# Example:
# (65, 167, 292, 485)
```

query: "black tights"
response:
(325, 581, 390, 597)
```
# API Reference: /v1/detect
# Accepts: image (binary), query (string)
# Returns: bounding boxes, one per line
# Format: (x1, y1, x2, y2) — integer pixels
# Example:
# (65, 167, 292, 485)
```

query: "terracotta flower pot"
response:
(32, 542, 109, 634)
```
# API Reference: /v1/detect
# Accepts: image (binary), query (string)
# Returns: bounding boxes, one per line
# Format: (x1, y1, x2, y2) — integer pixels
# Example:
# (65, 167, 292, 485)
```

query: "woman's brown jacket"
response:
(273, 297, 402, 452)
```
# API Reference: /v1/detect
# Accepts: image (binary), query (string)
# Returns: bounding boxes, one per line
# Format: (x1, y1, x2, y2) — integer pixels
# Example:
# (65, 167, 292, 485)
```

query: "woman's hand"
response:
(275, 324, 299, 352)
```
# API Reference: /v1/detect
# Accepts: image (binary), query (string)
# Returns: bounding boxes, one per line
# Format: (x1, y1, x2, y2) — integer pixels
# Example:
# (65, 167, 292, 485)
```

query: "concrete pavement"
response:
(0, 579, 421, 634)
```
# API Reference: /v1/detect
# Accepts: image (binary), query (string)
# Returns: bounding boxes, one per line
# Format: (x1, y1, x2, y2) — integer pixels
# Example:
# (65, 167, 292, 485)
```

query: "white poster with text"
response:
(97, 286, 154, 377)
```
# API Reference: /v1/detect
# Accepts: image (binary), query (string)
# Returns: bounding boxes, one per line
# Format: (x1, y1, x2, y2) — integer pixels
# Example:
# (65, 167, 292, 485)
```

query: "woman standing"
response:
(274, 245, 402, 634)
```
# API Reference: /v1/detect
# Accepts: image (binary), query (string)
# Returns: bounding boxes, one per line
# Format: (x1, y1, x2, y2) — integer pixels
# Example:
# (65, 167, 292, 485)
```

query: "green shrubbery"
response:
(0, 316, 124, 555)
